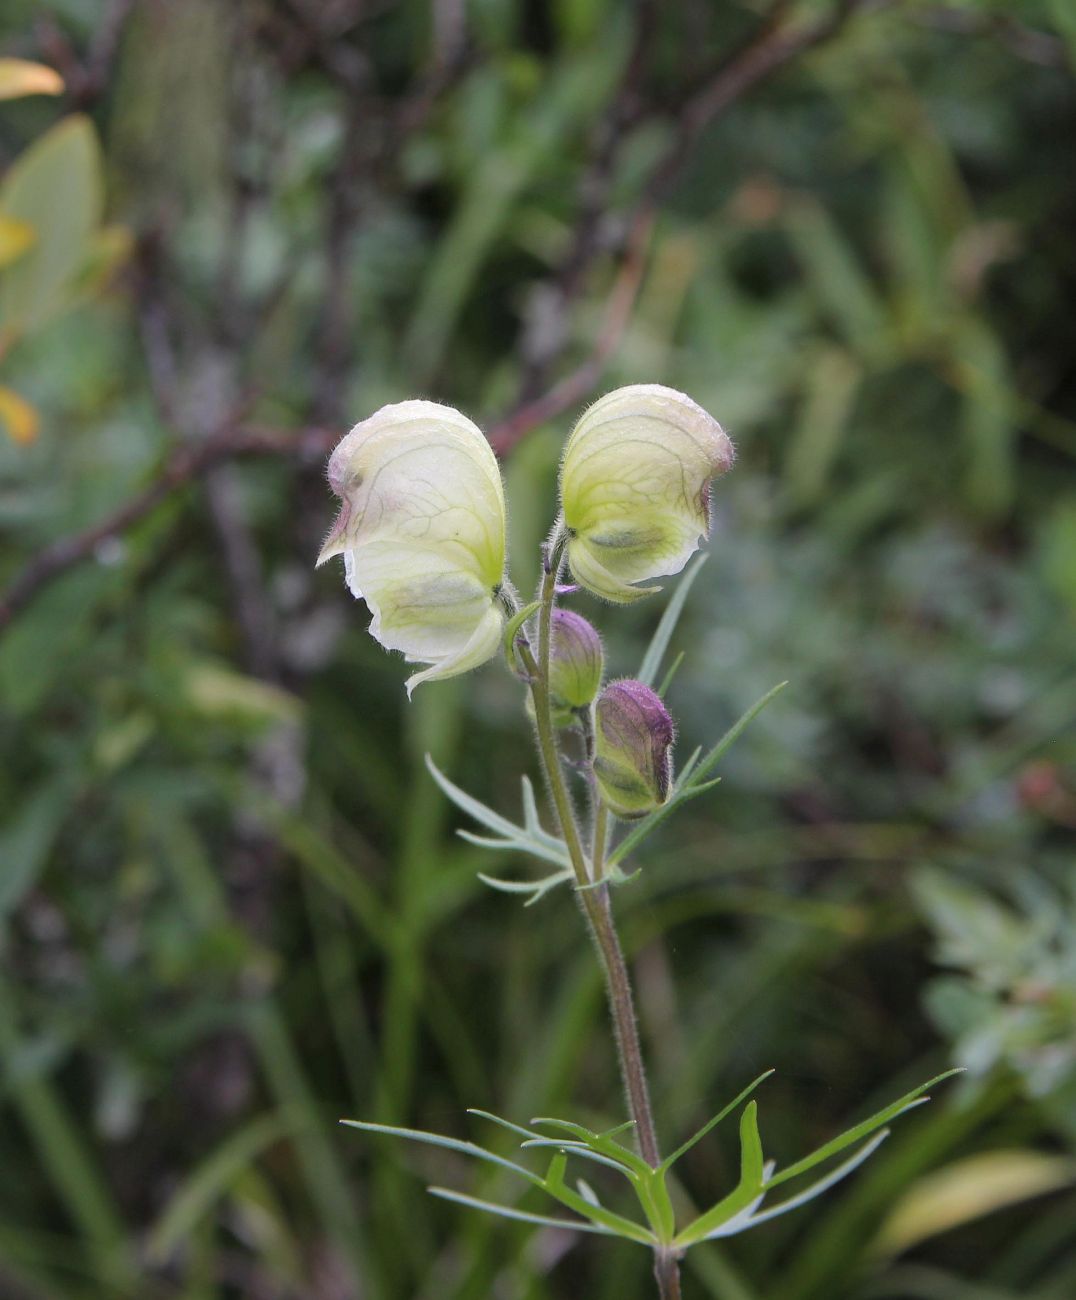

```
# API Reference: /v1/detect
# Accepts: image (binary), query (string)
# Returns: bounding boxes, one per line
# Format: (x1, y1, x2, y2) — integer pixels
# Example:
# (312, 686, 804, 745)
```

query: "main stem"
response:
(526, 537, 680, 1299)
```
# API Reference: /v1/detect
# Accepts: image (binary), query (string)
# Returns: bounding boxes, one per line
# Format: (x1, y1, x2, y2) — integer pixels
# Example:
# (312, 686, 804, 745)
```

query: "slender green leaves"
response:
(766, 1070, 962, 1189)
(637, 554, 708, 688)
(662, 1070, 775, 1171)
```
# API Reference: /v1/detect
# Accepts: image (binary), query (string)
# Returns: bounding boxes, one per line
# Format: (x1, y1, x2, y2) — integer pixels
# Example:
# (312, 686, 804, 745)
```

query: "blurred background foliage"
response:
(1, 0, 1075, 1297)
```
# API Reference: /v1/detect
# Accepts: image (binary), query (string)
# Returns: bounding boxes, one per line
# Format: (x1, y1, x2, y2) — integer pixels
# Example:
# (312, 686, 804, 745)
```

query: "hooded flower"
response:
(593, 678, 675, 819)
(559, 384, 733, 603)
(317, 400, 507, 696)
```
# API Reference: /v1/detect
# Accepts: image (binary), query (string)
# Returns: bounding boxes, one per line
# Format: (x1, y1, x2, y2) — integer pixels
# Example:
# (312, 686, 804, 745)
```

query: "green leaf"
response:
(426, 755, 524, 840)
(872, 1148, 1076, 1259)
(428, 1185, 617, 1234)
(661, 1071, 775, 1171)
(657, 651, 686, 699)
(675, 1102, 767, 1247)
(531, 1117, 651, 1178)
(428, 756, 573, 876)
(520, 1137, 639, 1177)
(687, 681, 788, 788)
(637, 1165, 677, 1245)
(341, 1119, 541, 1185)
(476, 867, 574, 906)
(148, 1111, 298, 1261)
(766, 1070, 962, 1190)
(0, 775, 77, 919)
(0, 116, 103, 336)
(743, 1129, 890, 1230)
(637, 554, 708, 687)
(541, 1150, 656, 1244)
(466, 1108, 540, 1142)
(504, 600, 541, 666)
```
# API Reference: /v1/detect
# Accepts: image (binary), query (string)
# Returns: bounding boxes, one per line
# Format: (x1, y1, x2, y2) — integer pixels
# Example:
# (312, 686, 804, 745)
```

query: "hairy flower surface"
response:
(317, 400, 506, 695)
(593, 678, 675, 819)
(560, 384, 733, 603)
(546, 608, 603, 726)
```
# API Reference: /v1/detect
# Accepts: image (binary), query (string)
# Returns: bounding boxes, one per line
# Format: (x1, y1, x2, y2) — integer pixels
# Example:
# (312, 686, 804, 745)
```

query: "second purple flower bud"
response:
(593, 679, 675, 819)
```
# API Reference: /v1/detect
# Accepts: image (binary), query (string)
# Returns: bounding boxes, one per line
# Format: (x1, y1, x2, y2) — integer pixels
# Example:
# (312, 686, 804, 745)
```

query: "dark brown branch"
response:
(488, 210, 654, 454)
(35, 0, 138, 109)
(916, 5, 1070, 69)
(0, 426, 333, 634)
(509, 0, 889, 422)
(0, 0, 895, 633)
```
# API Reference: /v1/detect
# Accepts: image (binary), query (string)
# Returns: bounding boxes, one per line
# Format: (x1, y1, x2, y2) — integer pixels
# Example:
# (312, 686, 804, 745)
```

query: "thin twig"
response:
(0, 425, 332, 634)
(1, 0, 896, 632)
(488, 211, 654, 454)
(501, 0, 889, 441)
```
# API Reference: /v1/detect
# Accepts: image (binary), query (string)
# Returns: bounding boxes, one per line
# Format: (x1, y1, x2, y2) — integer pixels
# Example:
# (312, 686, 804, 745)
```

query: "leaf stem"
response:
(522, 527, 678, 1296)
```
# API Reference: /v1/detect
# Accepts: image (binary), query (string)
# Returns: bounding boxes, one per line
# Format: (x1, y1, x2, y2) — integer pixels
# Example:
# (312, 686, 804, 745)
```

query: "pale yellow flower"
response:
(559, 384, 733, 603)
(318, 400, 507, 696)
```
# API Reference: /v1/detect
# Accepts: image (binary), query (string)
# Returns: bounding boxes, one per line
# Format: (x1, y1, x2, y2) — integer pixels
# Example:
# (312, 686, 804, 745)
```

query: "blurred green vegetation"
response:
(1, 1, 1075, 1297)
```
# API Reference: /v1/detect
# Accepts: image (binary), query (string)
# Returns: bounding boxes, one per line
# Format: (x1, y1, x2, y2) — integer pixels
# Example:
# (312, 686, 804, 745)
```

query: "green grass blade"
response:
(657, 650, 686, 699)
(148, 1111, 298, 1261)
(688, 682, 788, 787)
(637, 555, 708, 687)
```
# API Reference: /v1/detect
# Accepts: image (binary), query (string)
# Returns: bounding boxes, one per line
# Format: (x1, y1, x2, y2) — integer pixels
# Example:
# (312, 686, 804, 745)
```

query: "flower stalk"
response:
(524, 526, 678, 1297)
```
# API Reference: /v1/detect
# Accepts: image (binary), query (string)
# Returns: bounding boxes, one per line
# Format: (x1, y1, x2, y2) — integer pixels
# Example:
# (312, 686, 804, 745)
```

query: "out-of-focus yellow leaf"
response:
(73, 224, 132, 296)
(873, 1150, 1076, 1258)
(184, 662, 302, 726)
(0, 115, 103, 336)
(0, 59, 64, 101)
(0, 215, 36, 270)
(0, 384, 39, 444)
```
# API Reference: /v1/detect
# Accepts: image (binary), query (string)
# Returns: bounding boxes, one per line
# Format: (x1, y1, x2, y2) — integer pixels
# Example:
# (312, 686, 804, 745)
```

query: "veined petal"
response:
(320, 400, 508, 694)
(565, 533, 659, 605)
(404, 603, 505, 697)
(560, 384, 732, 602)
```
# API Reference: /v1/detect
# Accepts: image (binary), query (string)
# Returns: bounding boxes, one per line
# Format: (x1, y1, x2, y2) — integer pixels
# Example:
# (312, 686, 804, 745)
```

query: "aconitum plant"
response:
(318, 385, 955, 1299)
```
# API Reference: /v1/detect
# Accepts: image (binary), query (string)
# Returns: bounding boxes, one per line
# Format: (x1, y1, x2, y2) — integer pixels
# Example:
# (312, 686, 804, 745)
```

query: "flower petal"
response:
(560, 384, 732, 601)
(404, 603, 505, 697)
(320, 400, 508, 693)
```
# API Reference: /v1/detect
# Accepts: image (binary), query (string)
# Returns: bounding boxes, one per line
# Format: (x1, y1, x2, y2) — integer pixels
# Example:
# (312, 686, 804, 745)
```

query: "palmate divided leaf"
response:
(343, 1070, 960, 1252)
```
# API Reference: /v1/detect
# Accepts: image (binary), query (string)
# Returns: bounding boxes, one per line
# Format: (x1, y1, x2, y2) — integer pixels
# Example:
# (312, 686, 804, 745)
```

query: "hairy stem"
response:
(523, 531, 677, 1297)
(654, 1248, 683, 1300)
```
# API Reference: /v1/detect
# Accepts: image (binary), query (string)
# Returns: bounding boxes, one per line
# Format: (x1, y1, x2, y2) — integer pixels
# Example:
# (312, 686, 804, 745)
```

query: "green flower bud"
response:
(546, 608, 603, 726)
(559, 384, 733, 603)
(317, 400, 507, 696)
(593, 679, 674, 819)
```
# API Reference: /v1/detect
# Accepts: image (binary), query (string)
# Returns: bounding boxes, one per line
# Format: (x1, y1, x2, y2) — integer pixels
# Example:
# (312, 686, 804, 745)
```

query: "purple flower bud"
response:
(593, 679, 674, 819)
(547, 609, 603, 726)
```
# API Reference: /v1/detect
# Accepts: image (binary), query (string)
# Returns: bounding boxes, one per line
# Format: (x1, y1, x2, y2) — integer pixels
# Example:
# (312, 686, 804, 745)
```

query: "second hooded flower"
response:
(559, 384, 733, 603)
